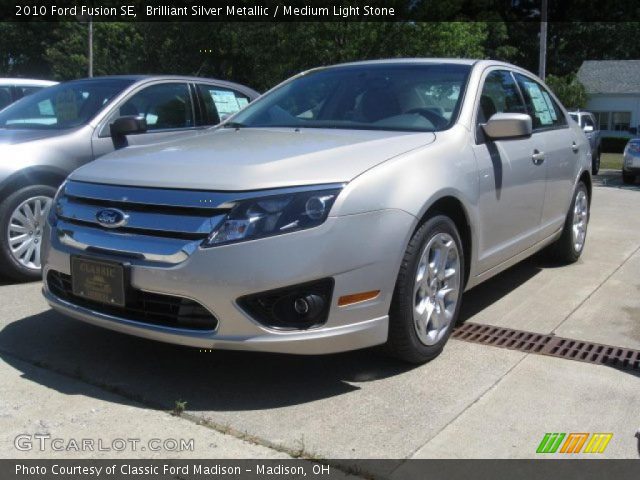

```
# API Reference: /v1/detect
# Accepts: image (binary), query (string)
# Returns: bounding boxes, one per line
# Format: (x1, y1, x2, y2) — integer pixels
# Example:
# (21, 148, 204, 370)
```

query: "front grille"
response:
(56, 182, 229, 240)
(47, 270, 218, 331)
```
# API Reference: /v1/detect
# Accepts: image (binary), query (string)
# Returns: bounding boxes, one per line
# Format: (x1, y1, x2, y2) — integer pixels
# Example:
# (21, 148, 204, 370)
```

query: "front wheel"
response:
(548, 181, 589, 264)
(0, 185, 56, 281)
(385, 215, 464, 364)
(622, 172, 635, 185)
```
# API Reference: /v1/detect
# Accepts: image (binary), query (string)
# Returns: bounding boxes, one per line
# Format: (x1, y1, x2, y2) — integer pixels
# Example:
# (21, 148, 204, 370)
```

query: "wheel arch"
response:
(0, 166, 67, 200)
(415, 195, 473, 288)
(578, 169, 592, 205)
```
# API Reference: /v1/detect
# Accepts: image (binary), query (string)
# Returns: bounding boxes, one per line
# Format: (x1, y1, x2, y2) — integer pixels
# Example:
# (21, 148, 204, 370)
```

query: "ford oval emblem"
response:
(96, 208, 128, 229)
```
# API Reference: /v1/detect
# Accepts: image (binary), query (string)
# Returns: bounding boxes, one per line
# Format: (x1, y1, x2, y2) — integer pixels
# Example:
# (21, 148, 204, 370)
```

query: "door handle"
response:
(532, 150, 545, 165)
(572, 142, 579, 153)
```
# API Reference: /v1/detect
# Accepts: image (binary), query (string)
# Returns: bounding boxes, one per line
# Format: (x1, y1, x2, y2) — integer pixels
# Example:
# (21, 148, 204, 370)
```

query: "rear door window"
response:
(197, 85, 250, 124)
(514, 73, 567, 130)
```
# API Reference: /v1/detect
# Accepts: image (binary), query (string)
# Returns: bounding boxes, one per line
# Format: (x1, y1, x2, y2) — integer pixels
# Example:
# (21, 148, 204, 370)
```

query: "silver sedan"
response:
(42, 60, 591, 363)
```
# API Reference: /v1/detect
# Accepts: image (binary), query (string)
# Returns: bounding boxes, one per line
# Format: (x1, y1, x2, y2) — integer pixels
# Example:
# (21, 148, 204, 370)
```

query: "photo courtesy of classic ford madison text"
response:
(1, 1, 639, 477)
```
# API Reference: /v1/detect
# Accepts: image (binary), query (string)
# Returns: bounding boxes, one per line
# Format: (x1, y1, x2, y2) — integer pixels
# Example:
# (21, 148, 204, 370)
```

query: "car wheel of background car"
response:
(592, 149, 600, 175)
(385, 214, 464, 364)
(548, 181, 589, 264)
(622, 172, 635, 185)
(0, 185, 56, 281)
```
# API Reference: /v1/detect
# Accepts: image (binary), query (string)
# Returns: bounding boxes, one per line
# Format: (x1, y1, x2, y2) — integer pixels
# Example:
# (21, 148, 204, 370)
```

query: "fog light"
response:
(238, 279, 334, 329)
(294, 297, 309, 314)
(294, 294, 324, 318)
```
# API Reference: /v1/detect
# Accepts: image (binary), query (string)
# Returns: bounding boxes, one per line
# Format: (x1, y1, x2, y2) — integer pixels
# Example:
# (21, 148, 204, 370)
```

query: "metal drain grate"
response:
(452, 322, 640, 372)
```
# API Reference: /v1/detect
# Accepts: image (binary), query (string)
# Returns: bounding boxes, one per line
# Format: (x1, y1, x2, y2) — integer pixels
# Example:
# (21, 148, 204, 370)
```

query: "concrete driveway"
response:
(1, 170, 639, 469)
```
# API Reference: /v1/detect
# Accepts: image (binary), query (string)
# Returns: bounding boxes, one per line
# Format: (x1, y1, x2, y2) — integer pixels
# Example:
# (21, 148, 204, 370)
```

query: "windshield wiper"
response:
(223, 121, 247, 129)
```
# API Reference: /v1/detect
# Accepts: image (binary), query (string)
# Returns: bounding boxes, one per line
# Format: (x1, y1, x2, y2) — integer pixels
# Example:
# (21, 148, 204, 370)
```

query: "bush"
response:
(601, 137, 632, 153)
(545, 74, 587, 109)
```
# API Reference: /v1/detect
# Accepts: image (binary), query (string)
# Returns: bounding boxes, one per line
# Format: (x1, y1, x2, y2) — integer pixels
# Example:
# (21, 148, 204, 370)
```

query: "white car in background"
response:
(623, 138, 640, 184)
(0, 78, 58, 110)
(568, 110, 601, 175)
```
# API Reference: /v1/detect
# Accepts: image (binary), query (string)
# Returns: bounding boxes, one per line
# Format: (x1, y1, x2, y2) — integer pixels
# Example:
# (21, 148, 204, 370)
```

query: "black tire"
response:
(592, 149, 600, 175)
(385, 214, 465, 364)
(622, 172, 635, 185)
(548, 182, 589, 264)
(0, 184, 57, 282)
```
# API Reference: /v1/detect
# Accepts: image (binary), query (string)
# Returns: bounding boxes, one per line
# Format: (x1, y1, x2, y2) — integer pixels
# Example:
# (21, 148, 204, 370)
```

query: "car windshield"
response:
(0, 79, 134, 130)
(230, 63, 471, 132)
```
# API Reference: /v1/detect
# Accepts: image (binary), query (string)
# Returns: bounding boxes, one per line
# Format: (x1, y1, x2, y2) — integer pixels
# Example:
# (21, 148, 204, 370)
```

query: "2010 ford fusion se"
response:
(42, 59, 591, 363)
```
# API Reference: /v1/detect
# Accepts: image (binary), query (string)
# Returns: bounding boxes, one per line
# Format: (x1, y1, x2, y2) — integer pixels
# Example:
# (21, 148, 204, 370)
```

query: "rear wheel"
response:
(592, 149, 600, 175)
(548, 182, 589, 264)
(0, 185, 56, 281)
(385, 215, 464, 364)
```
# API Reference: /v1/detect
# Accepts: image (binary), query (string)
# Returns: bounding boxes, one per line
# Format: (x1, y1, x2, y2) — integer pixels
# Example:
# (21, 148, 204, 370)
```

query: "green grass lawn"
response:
(600, 153, 623, 170)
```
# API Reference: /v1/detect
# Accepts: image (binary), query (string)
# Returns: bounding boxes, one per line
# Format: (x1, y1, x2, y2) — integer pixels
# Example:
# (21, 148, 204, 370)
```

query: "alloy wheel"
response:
(7, 196, 52, 270)
(572, 190, 588, 253)
(412, 232, 461, 346)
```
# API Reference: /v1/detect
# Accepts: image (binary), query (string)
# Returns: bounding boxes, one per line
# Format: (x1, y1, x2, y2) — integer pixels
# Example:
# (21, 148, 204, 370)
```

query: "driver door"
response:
(471, 69, 547, 273)
(91, 82, 199, 159)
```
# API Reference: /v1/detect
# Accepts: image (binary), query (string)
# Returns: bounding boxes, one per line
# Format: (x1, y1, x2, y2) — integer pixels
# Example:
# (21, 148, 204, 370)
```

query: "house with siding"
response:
(577, 60, 640, 136)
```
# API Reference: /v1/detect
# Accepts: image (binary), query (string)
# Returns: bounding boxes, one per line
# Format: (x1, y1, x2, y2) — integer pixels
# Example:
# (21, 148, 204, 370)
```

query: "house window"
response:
(611, 111, 631, 131)
(593, 111, 609, 130)
(592, 111, 631, 131)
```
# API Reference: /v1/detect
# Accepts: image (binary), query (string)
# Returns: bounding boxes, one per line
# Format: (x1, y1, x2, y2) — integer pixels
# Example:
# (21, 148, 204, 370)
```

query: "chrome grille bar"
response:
(65, 180, 344, 209)
(55, 220, 200, 263)
(56, 196, 225, 236)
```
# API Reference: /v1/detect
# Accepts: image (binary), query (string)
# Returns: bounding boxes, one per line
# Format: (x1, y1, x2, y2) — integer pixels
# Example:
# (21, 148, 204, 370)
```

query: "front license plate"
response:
(71, 256, 126, 307)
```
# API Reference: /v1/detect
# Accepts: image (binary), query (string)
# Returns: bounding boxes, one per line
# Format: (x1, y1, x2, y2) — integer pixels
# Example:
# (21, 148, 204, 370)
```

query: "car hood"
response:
(0, 128, 71, 145)
(69, 128, 436, 190)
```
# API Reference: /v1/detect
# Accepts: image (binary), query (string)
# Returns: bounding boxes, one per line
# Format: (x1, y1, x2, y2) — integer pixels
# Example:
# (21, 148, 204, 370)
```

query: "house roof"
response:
(578, 60, 640, 94)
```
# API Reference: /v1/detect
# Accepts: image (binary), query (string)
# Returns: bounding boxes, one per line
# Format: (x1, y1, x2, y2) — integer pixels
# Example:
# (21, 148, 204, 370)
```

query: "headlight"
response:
(202, 187, 342, 247)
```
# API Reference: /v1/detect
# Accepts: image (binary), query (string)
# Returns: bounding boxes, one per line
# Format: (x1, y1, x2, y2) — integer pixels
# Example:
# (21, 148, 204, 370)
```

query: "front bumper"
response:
(42, 209, 415, 354)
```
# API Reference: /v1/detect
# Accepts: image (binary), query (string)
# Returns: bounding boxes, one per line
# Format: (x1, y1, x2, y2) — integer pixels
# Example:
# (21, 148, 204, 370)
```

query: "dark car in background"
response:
(0, 75, 259, 280)
(623, 138, 640, 184)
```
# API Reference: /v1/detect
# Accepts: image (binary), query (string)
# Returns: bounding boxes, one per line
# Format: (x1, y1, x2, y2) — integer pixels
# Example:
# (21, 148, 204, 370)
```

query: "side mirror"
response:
(111, 115, 147, 136)
(583, 125, 594, 133)
(482, 113, 532, 140)
(110, 115, 147, 149)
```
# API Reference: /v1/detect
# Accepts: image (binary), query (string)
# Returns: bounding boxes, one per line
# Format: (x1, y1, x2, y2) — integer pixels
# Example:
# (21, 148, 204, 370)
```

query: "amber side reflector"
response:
(338, 290, 380, 307)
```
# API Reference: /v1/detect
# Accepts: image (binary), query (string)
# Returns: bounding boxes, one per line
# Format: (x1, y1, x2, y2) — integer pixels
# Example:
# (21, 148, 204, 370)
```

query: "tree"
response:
(44, 22, 144, 80)
(544, 74, 587, 109)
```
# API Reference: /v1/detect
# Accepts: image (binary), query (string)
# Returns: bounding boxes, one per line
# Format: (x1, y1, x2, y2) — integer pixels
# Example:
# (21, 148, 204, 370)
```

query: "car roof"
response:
(307, 58, 540, 77)
(0, 78, 58, 86)
(61, 75, 259, 97)
(317, 58, 478, 70)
